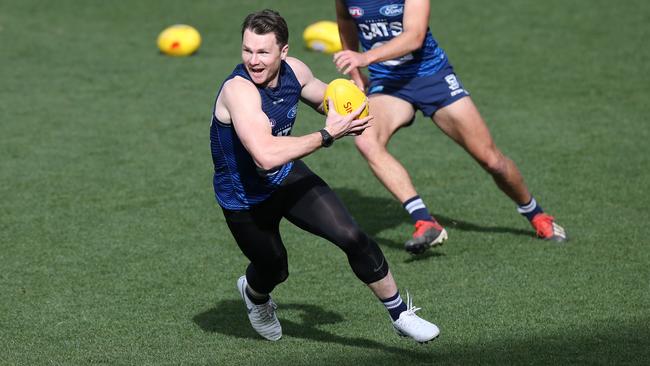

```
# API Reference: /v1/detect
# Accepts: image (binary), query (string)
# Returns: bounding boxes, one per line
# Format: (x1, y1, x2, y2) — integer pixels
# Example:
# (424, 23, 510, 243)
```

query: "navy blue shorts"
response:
(367, 63, 470, 117)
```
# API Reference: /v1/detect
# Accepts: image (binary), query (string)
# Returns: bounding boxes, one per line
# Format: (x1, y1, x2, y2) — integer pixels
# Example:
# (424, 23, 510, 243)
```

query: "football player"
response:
(334, 0, 567, 253)
(210, 9, 439, 343)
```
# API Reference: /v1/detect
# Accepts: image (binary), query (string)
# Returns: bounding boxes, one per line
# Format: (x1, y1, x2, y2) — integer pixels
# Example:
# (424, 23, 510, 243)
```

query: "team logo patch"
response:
(445, 74, 468, 97)
(379, 4, 403, 17)
(445, 74, 460, 90)
(348, 6, 363, 18)
(287, 104, 298, 119)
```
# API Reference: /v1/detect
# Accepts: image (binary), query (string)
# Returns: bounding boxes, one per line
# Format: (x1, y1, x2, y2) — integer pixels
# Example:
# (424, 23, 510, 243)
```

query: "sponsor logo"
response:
(348, 6, 363, 18)
(372, 257, 385, 272)
(379, 4, 404, 17)
(287, 104, 298, 119)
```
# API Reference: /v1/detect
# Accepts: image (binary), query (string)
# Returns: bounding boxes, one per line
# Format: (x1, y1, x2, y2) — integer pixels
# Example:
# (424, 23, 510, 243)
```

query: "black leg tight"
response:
(222, 161, 389, 294)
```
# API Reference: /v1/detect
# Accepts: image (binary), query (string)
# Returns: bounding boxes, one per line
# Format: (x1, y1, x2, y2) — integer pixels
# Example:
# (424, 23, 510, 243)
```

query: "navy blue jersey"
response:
(343, 0, 448, 80)
(210, 61, 301, 210)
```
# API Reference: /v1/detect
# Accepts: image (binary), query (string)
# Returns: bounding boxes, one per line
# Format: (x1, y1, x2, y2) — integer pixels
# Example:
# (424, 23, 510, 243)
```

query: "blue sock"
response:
(517, 197, 544, 221)
(382, 291, 408, 321)
(403, 196, 433, 223)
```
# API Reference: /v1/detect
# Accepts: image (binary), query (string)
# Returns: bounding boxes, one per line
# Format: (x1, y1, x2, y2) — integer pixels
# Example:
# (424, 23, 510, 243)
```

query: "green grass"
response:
(1, 0, 649, 365)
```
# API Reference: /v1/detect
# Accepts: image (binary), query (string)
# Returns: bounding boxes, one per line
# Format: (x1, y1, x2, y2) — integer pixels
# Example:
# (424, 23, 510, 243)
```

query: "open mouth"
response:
(249, 67, 264, 77)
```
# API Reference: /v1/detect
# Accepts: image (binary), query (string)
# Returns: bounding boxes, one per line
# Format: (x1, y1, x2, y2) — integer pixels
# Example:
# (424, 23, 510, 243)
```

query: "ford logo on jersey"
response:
(379, 4, 403, 17)
(348, 6, 363, 18)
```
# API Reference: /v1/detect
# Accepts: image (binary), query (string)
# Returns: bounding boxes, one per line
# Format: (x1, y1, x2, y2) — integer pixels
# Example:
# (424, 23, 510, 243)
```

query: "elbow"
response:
(252, 154, 281, 171)
(408, 31, 427, 52)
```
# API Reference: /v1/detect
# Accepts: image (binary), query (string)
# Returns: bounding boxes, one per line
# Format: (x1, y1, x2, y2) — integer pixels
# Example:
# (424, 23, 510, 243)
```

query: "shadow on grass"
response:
(435, 214, 533, 238)
(334, 187, 535, 249)
(423, 320, 650, 366)
(195, 301, 649, 365)
(193, 300, 432, 360)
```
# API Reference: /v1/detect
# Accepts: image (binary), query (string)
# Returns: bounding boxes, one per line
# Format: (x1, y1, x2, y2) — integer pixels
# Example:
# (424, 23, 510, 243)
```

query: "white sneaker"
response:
(392, 292, 440, 343)
(237, 276, 282, 341)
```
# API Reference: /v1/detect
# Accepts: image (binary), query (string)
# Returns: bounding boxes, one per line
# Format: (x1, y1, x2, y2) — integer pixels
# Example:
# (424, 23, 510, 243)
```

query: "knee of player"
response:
(265, 262, 289, 285)
(260, 256, 289, 281)
(480, 150, 508, 176)
(275, 267, 289, 285)
(334, 227, 369, 252)
(354, 133, 385, 158)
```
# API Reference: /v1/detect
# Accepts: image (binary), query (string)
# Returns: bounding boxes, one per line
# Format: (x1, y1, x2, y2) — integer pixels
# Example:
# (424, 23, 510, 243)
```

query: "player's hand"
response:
(324, 98, 373, 139)
(333, 50, 370, 75)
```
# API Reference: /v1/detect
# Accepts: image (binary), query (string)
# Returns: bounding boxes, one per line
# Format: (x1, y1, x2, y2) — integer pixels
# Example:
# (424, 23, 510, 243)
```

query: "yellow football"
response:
(323, 79, 369, 119)
(302, 21, 342, 54)
(157, 24, 201, 57)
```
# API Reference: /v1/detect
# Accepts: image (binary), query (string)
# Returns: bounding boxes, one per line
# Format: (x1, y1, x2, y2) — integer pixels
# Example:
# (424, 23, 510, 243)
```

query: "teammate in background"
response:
(333, 0, 567, 254)
(210, 9, 439, 343)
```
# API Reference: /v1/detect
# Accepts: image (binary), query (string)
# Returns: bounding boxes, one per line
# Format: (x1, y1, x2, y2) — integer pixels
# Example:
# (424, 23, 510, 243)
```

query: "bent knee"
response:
(478, 150, 509, 176)
(354, 132, 385, 158)
(259, 257, 289, 283)
(274, 267, 289, 285)
(263, 265, 289, 289)
(333, 227, 368, 253)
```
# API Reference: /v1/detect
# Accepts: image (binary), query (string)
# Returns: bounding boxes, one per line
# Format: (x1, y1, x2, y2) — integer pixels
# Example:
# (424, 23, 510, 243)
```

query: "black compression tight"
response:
(222, 160, 389, 294)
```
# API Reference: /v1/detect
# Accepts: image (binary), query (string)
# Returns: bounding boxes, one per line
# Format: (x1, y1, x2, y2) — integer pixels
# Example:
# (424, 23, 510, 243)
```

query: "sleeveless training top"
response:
(343, 0, 448, 80)
(210, 61, 301, 210)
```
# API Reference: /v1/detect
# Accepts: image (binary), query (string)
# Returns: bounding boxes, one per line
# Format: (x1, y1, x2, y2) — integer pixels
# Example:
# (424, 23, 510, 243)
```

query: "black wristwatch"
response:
(319, 128, 334, 147)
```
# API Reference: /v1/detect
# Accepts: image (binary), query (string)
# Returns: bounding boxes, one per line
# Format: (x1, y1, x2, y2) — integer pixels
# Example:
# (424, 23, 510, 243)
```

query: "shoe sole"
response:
(405, 228, 448, 255)
(395, 328, 440, 344)
(542, 235, 568, 242)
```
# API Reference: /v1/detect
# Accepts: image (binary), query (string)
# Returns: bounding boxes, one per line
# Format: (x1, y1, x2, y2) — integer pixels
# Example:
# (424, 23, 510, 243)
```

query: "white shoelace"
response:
(402, 291, 422, 317)
(253, 300, 278, 321)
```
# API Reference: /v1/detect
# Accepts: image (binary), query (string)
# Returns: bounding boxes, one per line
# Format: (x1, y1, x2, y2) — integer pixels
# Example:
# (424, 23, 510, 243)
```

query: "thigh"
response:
(432, 96, 499, 161)
(364, 94, 416, 145)
(222, 205, 286, 266)
(279, 161, 359, 243)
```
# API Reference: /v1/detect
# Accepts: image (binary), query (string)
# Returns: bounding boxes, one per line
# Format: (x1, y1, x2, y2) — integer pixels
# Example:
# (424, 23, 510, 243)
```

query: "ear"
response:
(280, 44, 289, 60)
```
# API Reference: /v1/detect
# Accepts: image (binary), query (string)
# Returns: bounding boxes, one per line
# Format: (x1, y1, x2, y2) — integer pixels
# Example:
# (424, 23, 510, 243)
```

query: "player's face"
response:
(241, 29, 288, 88)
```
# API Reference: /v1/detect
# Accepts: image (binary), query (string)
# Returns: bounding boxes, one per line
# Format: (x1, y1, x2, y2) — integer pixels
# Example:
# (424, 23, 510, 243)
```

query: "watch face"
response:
(320, 129, 334, 147)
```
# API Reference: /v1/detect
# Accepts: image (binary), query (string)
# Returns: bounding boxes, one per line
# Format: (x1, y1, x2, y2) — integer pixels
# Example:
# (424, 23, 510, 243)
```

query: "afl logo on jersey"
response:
(348, 6, 364, 18)
(268, 118, 276, 127)
(287, 104, 298, 119)
(379, 4, 404, 17)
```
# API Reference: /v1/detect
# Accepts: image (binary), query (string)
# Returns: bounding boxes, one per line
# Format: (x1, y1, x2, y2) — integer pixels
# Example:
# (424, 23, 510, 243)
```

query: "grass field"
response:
(1, 0, 649, 365)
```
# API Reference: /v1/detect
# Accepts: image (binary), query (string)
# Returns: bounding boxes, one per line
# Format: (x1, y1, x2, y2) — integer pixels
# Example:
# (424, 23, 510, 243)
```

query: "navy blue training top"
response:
(343, 0, 448, 80)
(210, 61, 301, 210)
